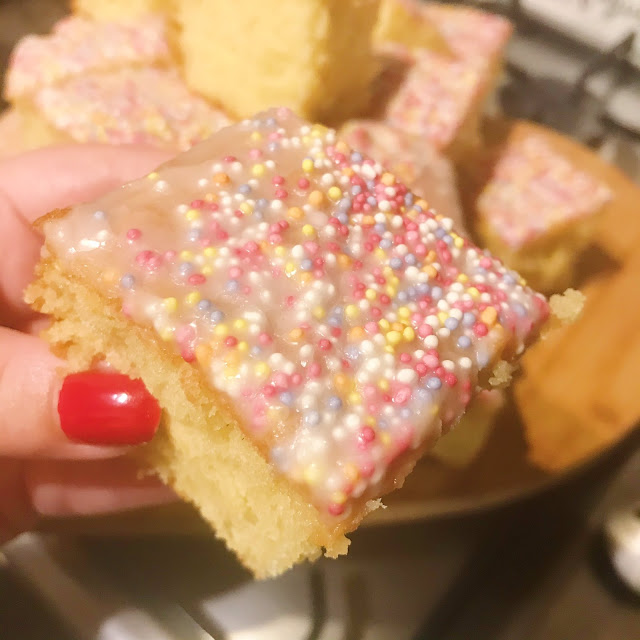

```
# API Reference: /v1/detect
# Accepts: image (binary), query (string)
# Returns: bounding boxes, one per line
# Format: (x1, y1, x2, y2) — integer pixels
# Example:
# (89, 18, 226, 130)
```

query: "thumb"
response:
(0, 328, 161, 458)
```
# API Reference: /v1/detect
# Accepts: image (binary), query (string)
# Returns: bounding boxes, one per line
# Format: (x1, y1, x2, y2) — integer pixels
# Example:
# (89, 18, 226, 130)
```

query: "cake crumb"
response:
(489, 360, 515, 388)
(550, 288, 586, 324)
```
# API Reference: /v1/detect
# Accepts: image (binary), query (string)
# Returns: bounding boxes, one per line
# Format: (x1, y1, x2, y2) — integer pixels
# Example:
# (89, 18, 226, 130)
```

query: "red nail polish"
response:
(58, 372, 161, 445)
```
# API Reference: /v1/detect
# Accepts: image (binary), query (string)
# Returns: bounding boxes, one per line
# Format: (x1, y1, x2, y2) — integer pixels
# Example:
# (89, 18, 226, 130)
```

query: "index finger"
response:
(0, 144, 171, 328)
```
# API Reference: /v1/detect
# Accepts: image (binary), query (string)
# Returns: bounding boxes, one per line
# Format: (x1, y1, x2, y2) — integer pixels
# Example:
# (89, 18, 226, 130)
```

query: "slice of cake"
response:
(3, 15, 172, 101)
(373, 0, 451, 55)
(176, 0, 381, 123)
(475, 134, 612, 292)
(27, 108, 549, 577)
(339, 119, 465, 232)
(18, 67, 230, 151)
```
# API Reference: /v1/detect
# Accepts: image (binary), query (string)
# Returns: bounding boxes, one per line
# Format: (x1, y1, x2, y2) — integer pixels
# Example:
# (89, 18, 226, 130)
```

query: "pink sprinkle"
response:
(258, 333, 272, 346)
(164, 250, 176, 261)
(399, 353, 412, 363)
(181, 348, 195, 363)
(223, 155, 236, 163)
(309, 362, 322, 378)
(249, 148, 262, 159)
(318, 339, 332, 351)
(275, 188, 288, 199)
(445, 373, 458, 387)
(298, 177, 310, 190)
(272, 175, 285, 185)
(243, 240, 260, 255)
(126, 228, 141, 242)
(364, 321, 379, 334)
(228, 266, 243, 279)
(359, 461, 375, 478)
(224, 336, 238, 348)
(473, 322, 489, 337)
(480, 257, 493, 269)
(359, 426, 376, 444)
(424, 354, 439, 369)
(415, 363, 428, 377)
(291, 373, 302, 386)
(328, 503, 345, 517)
(263, 385, 276, 397)
(190, 199, 205, 209)
(418, 324, 433, 338)
(188, 274, 206, 285)
(393, 387, 411, 405)
(273, 372, 289, 389)
(136, 250, 153, 265)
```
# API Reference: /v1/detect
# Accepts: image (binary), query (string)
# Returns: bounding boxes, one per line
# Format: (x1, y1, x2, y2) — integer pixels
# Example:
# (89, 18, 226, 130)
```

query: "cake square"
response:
(176, 0, 381, 123)
(476, 134, 612, 292)
(28, 108, 549, 577)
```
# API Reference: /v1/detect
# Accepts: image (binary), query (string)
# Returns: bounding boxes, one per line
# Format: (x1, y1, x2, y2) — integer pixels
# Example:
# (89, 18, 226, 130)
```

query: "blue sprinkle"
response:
(457, 335, 471, 349)
(404, 193, 414, 206)
(266, 142, 279, 153)
(210, 310, 224, 324)
(254, 210, 264, 220)
(445, 317, 459, 331)
(300, 258, 313, 271)
(305, 411, 321, 426)
(226, 280, 239, 293)
(279, 391, 294, 406)
(414, 204, 423, 213)
(463, 312, 476, 327)
(378, 419, 389, 430)
(400, 408, 412, 419)
(367, 196, 378, 206)
(397, 291, 409, 303)
(443, 235, 453, 245)
(120, 273, 135, 289)
(417, 283, 430, 296)
(407, 286, 417, 299)
(366, 179, 376, 191)
(513, 303, 527, 317)
(328, 317, 342, 327)
(238, 183, 252, 195)
(431, 286, 443, 300)
(351, 152, 364, 163)
(478, 353, 489, 368)
(435, 228, 446, 239)
(250, 346, 262, 357)
(331, 306, 344, 317)
(338, 197, 352, 211)
(265, 117, 277, 127)
(197, 299, 213, 312)
(503, 273, 517, 285)
(93, 209, 107, 220)
(345, 346, 361, 361)
(405, 254, 417, 266)
(256, 198, 269, 210)
(374, 223, 386, 234)
(414, 388, 431, 404)
(179, 262, 193, 276)
(188, 229, 201, 242)
(390, 257, 403, 270)
(351, 185, 362, 195)
(337, 212, 348, 224)
(427, 377, 442, 390)
(327, 396, 342, 410)
(380, 238, 392, 250)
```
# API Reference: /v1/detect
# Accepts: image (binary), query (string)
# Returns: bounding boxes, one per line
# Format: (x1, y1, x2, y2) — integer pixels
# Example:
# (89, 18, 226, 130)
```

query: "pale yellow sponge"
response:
(72, 0, 175, 21)
(176, 0, 381, 123)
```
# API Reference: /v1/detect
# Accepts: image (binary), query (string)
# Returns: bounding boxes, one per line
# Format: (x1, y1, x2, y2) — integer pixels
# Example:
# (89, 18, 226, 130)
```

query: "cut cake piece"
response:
(27, 108, 549, 577)
(176, 0, 381, 123)
(475, 134, 612, 292)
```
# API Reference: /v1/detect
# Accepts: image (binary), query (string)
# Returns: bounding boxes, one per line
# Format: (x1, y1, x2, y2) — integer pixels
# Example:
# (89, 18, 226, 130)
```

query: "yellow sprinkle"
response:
(379, 319, 390, 331)
(299, 272, 313, 285)
(387, 330, 402, 346)
(348, 391, 362, 405)
(415, 198, 430, 210)
(345, 304, 360, 319)
(398, 306, 410, 320)
(385, 285, 397, 297)
(254, 362, 270, 378)
(331, 491, 348, 505)
(335, 140, 350, 154)
(312, 306, 326, 320)
(302, 135, 311, 146)
(381, 172, 396, 186)
(163, 297, 178, 312)
(344, 464, 359, 483)
(289, 328, 304, 342)
(214, 323, 229, 338)
(288, 206, 304, 220)
(454, 235, 464, 248)
(239, 202, 253, 215)
(304, 465, 321, 485)
(250, 131, 262, 141)
(423, 265, 438, 279)
(285, 262, 296, 275)
(362, 215, 375, 226)
(430, 404, 440, 416)
(251, 164, 265, 177)
(384, 345, 394, 354)
(378, 379, 390, 391)
(374, 248, 386, 261)
(179, 250, 194, 261)
(337, 254, 352, 269)
(302, 224, 316, 237)
(160, 327, 173, 341)
(275, 245, 286, 257)
(468, 287, 480, 299)
(311, 124, 329, 138)
(213, 172, 229, 185)
(186, 291, 201, 306)
(457, 273, 469, 284)
(380, 432, 392, 446)
(342, 166, 355, 177)
(481, 307, 498, 326)
(147, 171, 159, 180)
(308, 190, 324, 207)
(237, 341, 249, 353)
(391, 321, 404, 332)
(225, 366, 238, 379)
(349, 326, 366, 341)
(203, 247, 216, 258)
(365, 415, 377, 426)
(195, 343, 212, 366)
(438, 311, 448, 324)
(233, 318, 247, 331)
(365, 288, 377, 301)
(327, 186, 342, 201)
(202, 265, 213, 276)
(426, 250, 437, 262)
(204, 192, 217, 202)
(185, 208, 200, 221)
(403, 326, 416, 341)
(302, 158, 314, 173)
(334, 373, 351, 394)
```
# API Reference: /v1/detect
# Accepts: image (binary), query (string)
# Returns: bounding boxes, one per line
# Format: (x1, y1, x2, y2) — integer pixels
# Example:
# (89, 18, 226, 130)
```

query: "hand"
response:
(0, 144, 177, 544)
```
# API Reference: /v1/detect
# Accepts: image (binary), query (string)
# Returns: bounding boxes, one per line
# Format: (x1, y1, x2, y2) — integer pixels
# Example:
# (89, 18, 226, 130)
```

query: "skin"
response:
(0, 144, 178, 544)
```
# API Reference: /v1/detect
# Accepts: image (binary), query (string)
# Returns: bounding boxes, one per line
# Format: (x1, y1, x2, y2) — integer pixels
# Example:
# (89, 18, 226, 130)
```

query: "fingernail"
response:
(58, 372, 161, 445)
